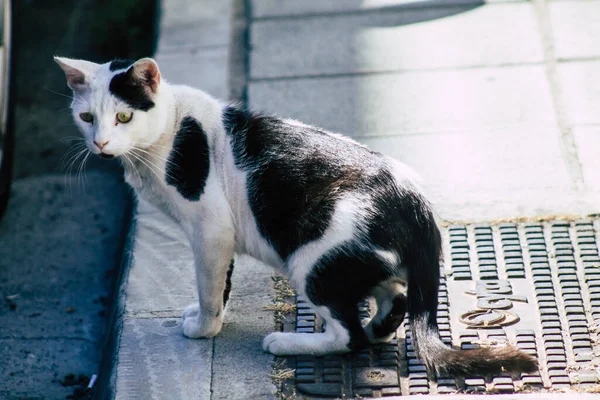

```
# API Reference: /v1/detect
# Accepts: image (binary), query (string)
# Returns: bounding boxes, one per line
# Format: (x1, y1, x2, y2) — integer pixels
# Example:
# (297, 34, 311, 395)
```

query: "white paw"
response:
(263, 332, 299, 355)
(181, 304, 223, 339)
(183, 303, 200, 319)
(182, 315, 223, 338)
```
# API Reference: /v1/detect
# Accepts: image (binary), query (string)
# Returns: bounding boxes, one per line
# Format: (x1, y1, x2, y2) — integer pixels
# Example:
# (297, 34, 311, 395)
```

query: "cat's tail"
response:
(410, 312, 538, 377)
(406, 220, 538, 377)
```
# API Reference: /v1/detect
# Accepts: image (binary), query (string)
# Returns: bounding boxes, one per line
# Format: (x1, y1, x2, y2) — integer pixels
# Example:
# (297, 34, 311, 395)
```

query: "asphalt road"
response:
(0, 1, 156, 398)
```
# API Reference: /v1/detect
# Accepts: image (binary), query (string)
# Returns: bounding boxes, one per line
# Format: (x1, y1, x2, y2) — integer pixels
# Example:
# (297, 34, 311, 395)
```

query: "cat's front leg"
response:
(182, 223, 235, 339)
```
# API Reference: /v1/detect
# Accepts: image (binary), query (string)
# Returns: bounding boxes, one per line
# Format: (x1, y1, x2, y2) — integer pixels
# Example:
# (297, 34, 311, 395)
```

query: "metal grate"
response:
(279, 218, 600, 397)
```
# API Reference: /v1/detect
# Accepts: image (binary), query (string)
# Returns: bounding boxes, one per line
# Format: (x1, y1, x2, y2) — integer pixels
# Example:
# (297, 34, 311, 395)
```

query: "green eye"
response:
(79, 112, 94, 123)
(116, 112, 133, 123)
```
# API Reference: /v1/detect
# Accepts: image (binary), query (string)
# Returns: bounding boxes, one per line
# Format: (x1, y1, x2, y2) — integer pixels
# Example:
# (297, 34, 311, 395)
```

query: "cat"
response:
(55, 56, 538, 377)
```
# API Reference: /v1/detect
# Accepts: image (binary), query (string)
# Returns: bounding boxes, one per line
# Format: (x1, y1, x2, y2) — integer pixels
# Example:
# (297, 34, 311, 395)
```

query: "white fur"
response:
(375, 249, 399, 267)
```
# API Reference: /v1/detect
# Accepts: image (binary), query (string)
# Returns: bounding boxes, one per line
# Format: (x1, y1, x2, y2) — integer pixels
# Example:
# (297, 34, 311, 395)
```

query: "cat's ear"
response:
(54, 57, 100, 91)
(129, 58, 161, 94)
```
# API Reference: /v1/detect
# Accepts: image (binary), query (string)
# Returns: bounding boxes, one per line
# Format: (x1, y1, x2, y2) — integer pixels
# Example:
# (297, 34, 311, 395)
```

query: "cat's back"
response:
(221, 105, 423, 261)
(222, 106, 385, 178)
(170, 84, 225, 135)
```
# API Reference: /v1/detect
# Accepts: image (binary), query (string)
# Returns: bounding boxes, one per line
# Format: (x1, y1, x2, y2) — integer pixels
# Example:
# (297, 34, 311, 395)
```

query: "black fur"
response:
(109, 59, 135, 71)
(109, 67, 155, 111)
(222, 260, 235, 307)
(166, 116, 210, 201)
(223, 106, 382, 260)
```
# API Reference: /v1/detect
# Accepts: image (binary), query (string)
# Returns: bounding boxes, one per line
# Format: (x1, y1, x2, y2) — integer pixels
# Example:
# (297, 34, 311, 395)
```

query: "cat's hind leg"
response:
(264, 244, 392, 355)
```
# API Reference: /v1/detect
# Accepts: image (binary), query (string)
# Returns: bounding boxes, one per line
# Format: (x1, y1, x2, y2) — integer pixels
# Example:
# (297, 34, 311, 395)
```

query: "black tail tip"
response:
(507, 349, 539, 374)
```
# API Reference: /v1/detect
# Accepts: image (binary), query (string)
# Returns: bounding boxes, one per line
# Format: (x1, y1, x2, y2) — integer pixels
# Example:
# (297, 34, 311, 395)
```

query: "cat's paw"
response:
(182, 303, 222, 338)
(183, 303, 200, 319)
(263, 332, 298, 355)
(182, 314, 223, 338)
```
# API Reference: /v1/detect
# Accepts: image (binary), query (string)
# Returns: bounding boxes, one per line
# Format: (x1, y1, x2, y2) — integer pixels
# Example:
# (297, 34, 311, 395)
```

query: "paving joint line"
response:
(532, 0, 586, 192)
(249, 61, 547, 83)
(251, 1, 524, 22)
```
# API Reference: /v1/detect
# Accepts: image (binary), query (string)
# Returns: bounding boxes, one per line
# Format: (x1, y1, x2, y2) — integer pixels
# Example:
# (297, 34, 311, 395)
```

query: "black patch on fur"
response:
(223, 106, 383, 260)
(165, 116, 210, 201)
(109, 59, 135, 71)
(109, 67, 155, 111)
(222, 260, 234, 307)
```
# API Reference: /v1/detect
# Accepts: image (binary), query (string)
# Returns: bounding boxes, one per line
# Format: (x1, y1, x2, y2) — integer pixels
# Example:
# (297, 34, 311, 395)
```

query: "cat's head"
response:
(54, 57, 168, 158)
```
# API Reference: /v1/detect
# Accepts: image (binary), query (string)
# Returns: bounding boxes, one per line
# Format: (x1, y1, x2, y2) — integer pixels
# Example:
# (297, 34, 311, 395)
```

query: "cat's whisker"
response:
(61, 146, 88, 170)
(129, 148, 179, 183)
(62, 143, 87, 168)
(64, 147, 88, 192)
(131, 146, 178, 170)
(122, 153, 142, 183)
(65, 148, 86, 178)
(141, 142, 184, 158)
(128, 150, 168, 184)
(44, 87, 84, 104)
(77, 151, 91, 192)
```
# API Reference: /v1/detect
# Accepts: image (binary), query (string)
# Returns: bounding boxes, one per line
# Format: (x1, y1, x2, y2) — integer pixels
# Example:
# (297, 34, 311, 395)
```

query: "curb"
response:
(95, 197, 137, 400)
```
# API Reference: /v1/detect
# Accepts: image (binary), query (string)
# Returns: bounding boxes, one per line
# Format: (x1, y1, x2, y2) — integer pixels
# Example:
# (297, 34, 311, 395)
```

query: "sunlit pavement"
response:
(249, 0, 600, 222)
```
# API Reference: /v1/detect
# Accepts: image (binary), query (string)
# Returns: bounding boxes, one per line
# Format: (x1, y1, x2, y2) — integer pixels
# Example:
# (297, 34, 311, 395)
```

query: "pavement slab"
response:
(251, 0, 524, 19)
(116, 317, 213, 400)
(557, 60, 600, 126)
(549, 0, 600, 61)
(157, 47, 231, 100)
(156, 0, 232, 51)
(249, 65, 557, 138)
(251, 2, 543, 79)
(572, 125, 600, 191)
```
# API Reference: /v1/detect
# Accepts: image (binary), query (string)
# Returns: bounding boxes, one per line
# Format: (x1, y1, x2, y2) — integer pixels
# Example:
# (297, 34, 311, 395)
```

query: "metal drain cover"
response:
(279, 219, 600, 398)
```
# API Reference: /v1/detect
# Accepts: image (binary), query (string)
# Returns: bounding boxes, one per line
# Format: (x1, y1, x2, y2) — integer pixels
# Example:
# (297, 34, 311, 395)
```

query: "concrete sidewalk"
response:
(107, 0, 600, 399)
(248, 0, 599, 222)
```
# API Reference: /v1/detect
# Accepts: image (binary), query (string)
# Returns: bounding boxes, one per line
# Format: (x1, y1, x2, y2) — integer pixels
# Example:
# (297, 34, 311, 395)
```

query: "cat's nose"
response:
(94, 140, 109, 151)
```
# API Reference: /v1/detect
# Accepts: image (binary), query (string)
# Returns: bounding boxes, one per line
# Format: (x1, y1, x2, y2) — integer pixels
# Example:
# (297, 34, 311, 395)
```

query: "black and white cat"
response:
(55, 56, 537, 376)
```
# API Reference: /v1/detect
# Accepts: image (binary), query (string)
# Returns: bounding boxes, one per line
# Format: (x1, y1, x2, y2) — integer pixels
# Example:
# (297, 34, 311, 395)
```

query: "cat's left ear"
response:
(54, 56, 100, 91)
(129, 58, 161, 94)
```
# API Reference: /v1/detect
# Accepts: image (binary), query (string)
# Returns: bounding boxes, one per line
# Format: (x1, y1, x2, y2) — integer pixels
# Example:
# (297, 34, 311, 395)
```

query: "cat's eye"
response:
(116, 112, 133, 123)
(79, 112, 94, 123)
